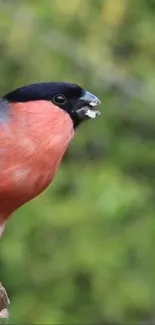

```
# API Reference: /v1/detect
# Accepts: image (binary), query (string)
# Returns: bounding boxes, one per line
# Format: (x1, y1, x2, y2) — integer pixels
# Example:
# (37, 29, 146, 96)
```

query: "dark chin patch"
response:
(68, 108, 88, 129)
(71, 116, 83, 129)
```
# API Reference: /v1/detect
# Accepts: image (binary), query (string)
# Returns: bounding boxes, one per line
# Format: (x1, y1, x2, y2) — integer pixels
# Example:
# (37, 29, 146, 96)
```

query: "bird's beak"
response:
(76, 91, 101, 120)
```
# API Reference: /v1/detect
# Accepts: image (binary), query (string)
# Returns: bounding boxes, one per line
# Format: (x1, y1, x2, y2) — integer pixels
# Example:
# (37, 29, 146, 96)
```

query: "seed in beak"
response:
(85, 109, 101, 119)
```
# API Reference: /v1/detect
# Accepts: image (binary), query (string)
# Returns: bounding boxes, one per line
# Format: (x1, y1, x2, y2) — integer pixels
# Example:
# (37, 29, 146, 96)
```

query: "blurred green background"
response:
(1, 0, 155, 323)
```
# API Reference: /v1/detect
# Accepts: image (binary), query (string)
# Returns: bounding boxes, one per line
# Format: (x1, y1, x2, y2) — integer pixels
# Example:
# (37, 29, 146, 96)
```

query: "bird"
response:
(0, 82, 101, 317)
(0, 82, 101, 237)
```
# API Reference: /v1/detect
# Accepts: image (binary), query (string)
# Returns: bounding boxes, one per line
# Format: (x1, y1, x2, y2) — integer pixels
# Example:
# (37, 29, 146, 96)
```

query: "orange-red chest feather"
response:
(0, 100, 74, 224)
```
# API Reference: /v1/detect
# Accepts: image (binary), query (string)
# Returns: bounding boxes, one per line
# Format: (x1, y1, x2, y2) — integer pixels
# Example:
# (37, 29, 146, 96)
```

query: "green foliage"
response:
(0, 0, 155, 323)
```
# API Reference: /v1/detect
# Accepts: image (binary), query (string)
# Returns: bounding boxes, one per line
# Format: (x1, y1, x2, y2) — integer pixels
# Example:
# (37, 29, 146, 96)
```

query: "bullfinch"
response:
(0, 81, 101, 316)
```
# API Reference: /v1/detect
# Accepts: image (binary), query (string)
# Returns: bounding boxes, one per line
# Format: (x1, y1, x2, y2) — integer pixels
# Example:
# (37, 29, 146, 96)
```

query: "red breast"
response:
(0, 100, 74, 223)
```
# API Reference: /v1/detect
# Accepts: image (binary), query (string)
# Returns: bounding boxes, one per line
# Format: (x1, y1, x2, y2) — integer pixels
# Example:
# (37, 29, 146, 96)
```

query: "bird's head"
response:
(4, 82, 101, 128)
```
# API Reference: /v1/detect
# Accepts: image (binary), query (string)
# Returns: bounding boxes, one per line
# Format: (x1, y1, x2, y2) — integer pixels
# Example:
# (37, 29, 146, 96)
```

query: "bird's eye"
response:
(53, 94, 67, 105)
